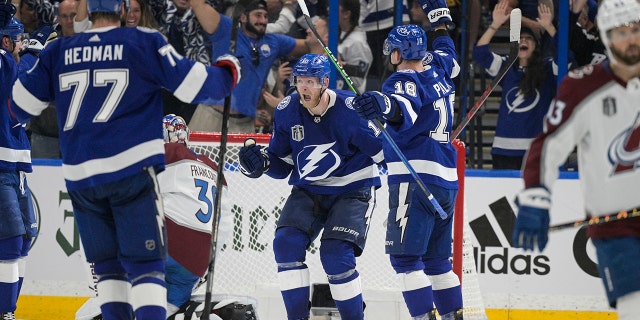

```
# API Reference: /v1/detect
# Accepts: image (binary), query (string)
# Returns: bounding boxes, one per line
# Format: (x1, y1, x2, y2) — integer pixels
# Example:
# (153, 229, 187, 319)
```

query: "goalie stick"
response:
(451, 8, 522, 140)
(200, 1, 250, 318)
(297, 0, 448, 219)
(549, 207, 640, 231)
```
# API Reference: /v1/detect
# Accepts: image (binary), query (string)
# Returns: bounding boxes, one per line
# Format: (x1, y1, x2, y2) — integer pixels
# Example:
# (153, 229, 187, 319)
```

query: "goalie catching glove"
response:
(513, 186, 551, 252)
(418, 0, 454, 30)
(352, 91, 401, 122)
(213, 54, 242, 88)
(238, 139, 270, 178)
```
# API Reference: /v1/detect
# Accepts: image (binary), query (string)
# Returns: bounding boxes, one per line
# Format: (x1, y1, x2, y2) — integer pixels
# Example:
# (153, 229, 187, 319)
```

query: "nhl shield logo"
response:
(603, 96, 616, 116)
(292, 125, 304, 141)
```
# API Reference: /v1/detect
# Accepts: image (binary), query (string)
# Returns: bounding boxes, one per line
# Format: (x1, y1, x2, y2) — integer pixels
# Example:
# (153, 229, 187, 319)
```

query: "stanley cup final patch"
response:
(603, 96, 617, 116)
(292, 125, 304, 141)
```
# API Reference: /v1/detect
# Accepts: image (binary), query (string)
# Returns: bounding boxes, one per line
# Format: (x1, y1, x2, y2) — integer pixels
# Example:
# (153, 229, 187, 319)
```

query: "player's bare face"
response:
(609, 24, 640, 65)
(518, 34, 535, 60)
(296, 76, 324, 109)
(126, 0, 142, 27)
(244, 10, 268, 37)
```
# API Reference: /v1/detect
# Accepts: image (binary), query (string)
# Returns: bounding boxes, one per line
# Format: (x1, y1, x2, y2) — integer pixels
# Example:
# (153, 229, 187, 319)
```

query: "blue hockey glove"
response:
(213, 54, 242, 88)
(24, 24, 56, 55)
(352, 91, 398, 121)
(239, 139, 270, 178)
(0, 0, 16, 29)
(418, 0, 454, 30)
(513, 187, 551, 252)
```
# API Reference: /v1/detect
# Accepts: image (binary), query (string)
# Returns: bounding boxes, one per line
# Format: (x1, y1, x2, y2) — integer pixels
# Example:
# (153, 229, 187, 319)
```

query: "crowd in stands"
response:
(14, 0, 604, 170)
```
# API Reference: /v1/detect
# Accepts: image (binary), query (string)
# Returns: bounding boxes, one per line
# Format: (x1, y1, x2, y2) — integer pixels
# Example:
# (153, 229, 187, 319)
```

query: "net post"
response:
(452, 139, 466, 284)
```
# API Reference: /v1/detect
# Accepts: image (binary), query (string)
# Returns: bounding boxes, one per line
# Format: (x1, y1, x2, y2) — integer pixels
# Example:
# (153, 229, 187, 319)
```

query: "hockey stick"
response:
(200, 3, 249, 319)
(549, 208, 640, 231)
(296, 0, 447, 219)
(451, 8, 521, 140)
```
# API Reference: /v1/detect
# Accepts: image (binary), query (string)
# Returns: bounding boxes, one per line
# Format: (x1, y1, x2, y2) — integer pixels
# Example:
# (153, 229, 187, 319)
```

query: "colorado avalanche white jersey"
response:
(11, 26, 235, 190)
(382, 36, 460, 189)
(159, 143, 231, 277)
(267, 89, 384, 194)
(523, 62, 640, 237)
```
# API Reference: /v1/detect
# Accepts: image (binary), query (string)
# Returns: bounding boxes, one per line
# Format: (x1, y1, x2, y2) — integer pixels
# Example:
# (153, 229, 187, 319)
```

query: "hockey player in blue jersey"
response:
(238, 54, 384, 320)
(352, 3, 463, 318)
(0, 12, 55, 319)
(9, 0, 240, 318)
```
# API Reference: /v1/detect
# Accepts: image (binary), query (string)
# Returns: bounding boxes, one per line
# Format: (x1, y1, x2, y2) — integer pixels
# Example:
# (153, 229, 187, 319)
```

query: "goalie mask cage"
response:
(189, 132, 487, 319)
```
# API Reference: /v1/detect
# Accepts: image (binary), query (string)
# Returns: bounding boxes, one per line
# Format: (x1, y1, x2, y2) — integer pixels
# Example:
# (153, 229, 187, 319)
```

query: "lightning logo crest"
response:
(297, 142, 341, 181)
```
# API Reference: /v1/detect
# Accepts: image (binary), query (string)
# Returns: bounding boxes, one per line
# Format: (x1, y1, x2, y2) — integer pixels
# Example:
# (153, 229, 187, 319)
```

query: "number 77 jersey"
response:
(11, 27, 236, 191)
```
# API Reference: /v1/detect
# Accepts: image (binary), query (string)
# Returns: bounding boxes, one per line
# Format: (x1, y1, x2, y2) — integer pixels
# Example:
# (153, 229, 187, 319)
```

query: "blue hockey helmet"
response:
(0, 17, 23, 42)
(87, 0, 124, 14)
(162, 114, 190, 146)
(383, 24, 427, 60)
(293, 54, 331, 79)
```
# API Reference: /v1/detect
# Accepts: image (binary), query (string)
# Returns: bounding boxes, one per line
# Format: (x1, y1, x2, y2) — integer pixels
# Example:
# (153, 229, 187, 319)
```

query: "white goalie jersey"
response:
(160, 143, 233, 277)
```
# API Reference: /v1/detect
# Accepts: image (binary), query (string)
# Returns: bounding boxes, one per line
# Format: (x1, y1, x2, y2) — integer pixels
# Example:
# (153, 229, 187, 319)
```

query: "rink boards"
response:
(16, 161, 616, 319)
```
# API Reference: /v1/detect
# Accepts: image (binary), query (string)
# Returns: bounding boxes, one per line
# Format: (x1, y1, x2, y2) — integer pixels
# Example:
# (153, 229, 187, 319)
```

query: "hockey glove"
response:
(24, 24, 56, 56)
(418, 0, 454, 30)
(213, 54, 242, 89)
(239, 138, 270, 178)
(513, 187, 551, 252)
(0, 0, 16, 29)
(352, 91, 399, 122)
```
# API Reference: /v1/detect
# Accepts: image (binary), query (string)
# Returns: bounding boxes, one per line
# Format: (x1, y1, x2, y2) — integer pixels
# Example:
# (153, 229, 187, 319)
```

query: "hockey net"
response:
(189, 132, 487, 319)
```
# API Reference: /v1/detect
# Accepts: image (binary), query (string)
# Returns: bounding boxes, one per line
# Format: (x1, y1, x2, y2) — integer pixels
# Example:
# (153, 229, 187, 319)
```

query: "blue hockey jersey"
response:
(267, 89, 384, 194)
(11, 26, 235, 190)
(0, 50, 38, 173)
(209, 15, 296, 119)
(473, 44, 558, 157)
(382, 36, 459, 189)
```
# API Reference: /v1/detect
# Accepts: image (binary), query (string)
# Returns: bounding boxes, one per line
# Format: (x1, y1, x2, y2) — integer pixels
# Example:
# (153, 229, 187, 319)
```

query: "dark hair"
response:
(339, 0, 360, 27)
(132, 0, 158, 29)
(518, 39, 545, 97)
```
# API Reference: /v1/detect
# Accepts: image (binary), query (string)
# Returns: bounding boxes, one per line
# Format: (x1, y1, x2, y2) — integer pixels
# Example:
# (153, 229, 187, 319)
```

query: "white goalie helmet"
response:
(597, 0, 640, 62)
(162, 114, 190, 146)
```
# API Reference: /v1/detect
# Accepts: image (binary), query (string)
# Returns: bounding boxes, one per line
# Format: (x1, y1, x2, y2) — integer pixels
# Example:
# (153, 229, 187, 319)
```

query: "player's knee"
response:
(121, 259, 164, 284)
(398, 270, 431, 293)
(320, 239, 356, 276)
(94, 259, 126, 276)
(273, 227, 308, 264)
(389, 254, 425, 274)
(424, 258, 453, 275)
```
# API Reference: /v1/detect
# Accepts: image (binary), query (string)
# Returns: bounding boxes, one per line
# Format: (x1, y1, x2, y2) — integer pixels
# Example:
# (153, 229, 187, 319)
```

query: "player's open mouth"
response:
(302, 94, 312, 101)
